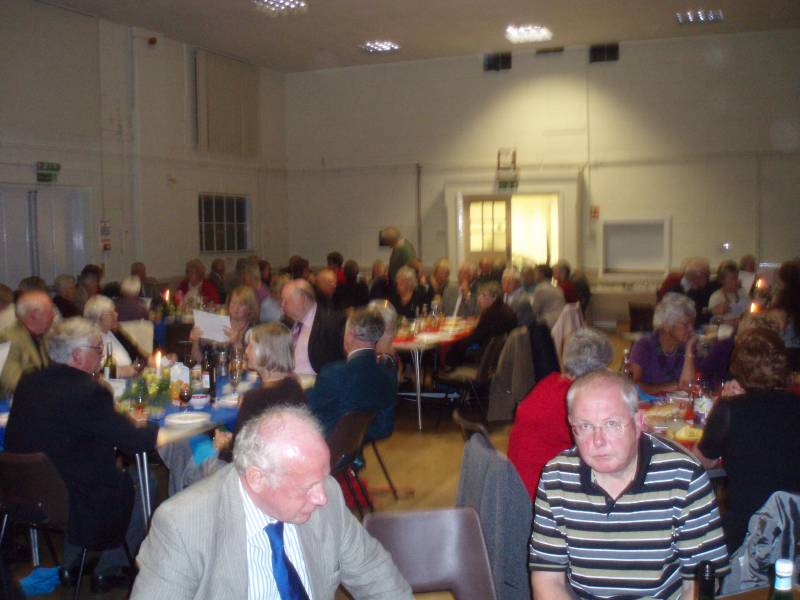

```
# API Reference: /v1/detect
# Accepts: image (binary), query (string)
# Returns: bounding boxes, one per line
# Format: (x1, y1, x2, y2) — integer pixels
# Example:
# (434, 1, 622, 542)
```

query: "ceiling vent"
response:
(484, 52, 512, 71)
(589, 43, 619, 63)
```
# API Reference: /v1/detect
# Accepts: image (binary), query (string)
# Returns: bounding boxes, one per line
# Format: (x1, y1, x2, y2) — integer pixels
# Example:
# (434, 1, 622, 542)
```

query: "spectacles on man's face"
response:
(81, 344, 103, 354)
(570, 418, 633, 439)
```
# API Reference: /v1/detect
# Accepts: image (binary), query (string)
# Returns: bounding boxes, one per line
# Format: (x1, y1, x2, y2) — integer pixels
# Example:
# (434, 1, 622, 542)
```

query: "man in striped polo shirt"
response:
(529, 371, 729, 599)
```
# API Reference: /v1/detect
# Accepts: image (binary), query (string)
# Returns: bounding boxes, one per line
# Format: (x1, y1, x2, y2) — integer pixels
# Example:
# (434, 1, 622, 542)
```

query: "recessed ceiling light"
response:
(253, 0, 307, 16)
(675, 9, 724, 25)
(505, 24, 553, 44)
(359, 40, 401, 54)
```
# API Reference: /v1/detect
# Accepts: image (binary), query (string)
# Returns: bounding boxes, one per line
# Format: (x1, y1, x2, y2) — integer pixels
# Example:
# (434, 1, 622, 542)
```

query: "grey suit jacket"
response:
(131, 465, 411, 600)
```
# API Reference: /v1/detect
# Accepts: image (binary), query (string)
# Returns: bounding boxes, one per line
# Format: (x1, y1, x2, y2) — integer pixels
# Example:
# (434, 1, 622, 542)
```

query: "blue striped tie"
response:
(264, 522, 310, 600)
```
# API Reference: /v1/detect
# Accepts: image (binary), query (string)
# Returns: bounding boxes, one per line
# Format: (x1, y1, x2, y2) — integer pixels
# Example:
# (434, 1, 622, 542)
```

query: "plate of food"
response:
(216, 394, 239, 409)
(164, 412, 211, 429)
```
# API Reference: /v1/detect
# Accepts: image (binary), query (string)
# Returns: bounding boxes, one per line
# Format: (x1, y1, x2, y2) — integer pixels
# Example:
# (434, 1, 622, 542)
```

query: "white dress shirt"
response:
(239, 479, 313, 600)
(293, 303, 317, 376)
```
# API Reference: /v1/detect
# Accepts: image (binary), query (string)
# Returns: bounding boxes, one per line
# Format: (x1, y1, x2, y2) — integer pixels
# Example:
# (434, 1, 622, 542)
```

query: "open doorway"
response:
(463, 193, 559, 267)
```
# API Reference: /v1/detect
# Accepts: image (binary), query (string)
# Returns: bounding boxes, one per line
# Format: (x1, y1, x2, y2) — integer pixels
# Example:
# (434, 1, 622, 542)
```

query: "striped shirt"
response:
(529, 433, 729, 599)
(239, 480, 313, 600)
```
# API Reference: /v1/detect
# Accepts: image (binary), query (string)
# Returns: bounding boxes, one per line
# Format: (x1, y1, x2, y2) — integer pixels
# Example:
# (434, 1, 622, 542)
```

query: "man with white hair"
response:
(668, 257, 714, 327)
(530, 370, 729, 599)
(131, 405, 412, 599)
(280, 279, 345, 375)
(5, 317, 161, 592)
(0, 290, 54, 395)
(501, 267, 535, 327)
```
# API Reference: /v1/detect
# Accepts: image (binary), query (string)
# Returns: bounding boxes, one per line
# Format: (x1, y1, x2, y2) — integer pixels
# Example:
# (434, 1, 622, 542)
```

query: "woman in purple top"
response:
(630, 292, 699, 394)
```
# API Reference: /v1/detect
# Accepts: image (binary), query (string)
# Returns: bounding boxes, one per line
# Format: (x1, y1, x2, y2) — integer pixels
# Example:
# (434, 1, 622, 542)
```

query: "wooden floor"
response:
(7, 328, 630, 599)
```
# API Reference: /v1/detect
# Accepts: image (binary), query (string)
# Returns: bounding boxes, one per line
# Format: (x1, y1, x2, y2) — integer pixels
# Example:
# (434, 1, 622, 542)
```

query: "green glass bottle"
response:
(770, 559, 794, 600)
(695, 561, 715, 600)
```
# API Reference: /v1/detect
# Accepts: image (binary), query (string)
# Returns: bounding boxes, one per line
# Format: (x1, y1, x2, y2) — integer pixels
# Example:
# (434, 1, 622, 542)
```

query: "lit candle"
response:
(155, 350, 162, 372)
(756, 278, 765, 290)
(750, 302, 760, 314)
(164, 289, 170, 304)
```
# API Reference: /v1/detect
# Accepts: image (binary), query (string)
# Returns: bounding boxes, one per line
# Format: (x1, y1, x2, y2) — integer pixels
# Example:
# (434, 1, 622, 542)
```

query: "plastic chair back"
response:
(452, 408, 491, 443)
(364, 507, 498, 600)
(326, 410, 375, 474)
(0, 452, 69, 532)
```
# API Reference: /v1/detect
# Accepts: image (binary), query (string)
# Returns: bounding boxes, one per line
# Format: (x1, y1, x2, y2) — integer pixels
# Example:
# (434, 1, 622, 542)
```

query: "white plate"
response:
(216, 394, 239, 409)
(414, 332, 445, 344)
(0, 412, 8, 427)
(164, 412, 211, 429)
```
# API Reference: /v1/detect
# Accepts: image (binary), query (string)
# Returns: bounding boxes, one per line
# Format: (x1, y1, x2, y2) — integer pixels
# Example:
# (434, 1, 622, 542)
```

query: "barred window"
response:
(198, 194, 250, 252)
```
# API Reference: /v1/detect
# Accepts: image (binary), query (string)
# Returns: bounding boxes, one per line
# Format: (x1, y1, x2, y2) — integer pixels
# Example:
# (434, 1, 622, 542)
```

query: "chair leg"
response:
(370, 441, 398, 500)
(29, 526, 40, 567)
(42, 529, 60, 565)
(351, 468, 374, 513)
(341, 471, 363, 519)
(0, 513, 8, 548)
(73, 548, 88, 600)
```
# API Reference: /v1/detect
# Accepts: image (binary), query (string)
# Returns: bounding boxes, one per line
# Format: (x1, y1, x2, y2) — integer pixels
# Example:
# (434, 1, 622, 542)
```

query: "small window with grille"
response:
(198, 193, 250, 253)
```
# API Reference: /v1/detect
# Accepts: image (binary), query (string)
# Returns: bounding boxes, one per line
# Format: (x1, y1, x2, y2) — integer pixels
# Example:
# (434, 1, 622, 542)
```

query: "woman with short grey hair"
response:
(629, 292, 698, 393)
(390, 265, 425, 319)
(46, 317, 102, 366)
(507, 327, 614, 498)
(84, 295, 144, 378)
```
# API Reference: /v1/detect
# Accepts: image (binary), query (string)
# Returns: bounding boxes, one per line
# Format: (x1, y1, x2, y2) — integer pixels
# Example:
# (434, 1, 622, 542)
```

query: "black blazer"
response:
(284, 305, 346, 375)
(446, 299, 518, 367)
(4, 364, 158, 549)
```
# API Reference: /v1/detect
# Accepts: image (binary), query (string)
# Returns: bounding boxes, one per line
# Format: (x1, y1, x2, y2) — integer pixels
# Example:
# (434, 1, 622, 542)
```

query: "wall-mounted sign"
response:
(36, 161, 60, 184)
(99, 220, 111, 251)
(496, 147, 519, 191)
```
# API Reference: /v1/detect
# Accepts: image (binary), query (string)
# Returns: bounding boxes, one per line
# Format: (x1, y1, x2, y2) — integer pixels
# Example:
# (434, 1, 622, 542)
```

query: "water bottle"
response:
(770, 559, 794, 600)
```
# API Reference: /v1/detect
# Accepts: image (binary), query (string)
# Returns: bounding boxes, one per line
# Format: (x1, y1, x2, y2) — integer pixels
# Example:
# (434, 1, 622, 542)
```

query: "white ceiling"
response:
(40, 0, 800, 72)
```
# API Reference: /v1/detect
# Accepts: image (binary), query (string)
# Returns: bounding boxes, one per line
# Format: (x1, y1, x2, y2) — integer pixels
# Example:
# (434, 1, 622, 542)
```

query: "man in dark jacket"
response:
(4, 318, 159, 592)
(308, 308, 397, 441)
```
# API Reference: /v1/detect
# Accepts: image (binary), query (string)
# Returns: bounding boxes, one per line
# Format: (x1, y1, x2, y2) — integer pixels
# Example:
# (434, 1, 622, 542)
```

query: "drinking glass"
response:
(229, 357, 243, 394)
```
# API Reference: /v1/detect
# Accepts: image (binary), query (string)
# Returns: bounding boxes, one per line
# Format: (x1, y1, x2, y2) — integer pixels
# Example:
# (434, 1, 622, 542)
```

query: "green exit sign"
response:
(36, 161, 61, 172)
(36, 161, 60, 184)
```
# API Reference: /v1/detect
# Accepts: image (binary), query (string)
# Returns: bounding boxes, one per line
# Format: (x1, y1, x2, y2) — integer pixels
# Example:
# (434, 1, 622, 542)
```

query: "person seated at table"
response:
(207, 258, 227, 305)
(501, 267, 534, 327)
(327, 250, 346, 285)
(75, 263, 103, 313)
(281, 278, 346, 376)
(508, 327, 613, 499)
(189, 285, 259, 364)
(115, 275, 149, 322)
(17, 275, 48, 294)
(0, 291, 55, 396)
(309, 308, 398, 441)
(84, 295, 145, 378)
(708, 261, 745, 319)
(177, 258, 220, 307)
(315, 267, 339, 312)
(4, 318, 160, 592)
(770, 259, 800, 352)
(668, 257, 714, 327)
(739, 254, 757, 274)
(130, 261, 158, 302)
(531, 264, 565, 329)
(696, 328, 800, 554)
(368, 298, 399, 371)
(53, 274, 81, 318)
(368, 259, 390, 300)
(425, 257, 451, 306)
(552, 260, 579, 304)
(441, 261, 479, 318)
(445, 281, 517, 368)
(629, 292, 698, 394)
(389, 266, 426, 320)
(529, 370, 729, 599)
(334, 259, 369, 312)
(0, 283, 14, 331)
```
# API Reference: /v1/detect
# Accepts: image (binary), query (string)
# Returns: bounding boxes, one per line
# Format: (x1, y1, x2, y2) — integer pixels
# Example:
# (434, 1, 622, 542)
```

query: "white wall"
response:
(0, 0, 288, 283)
(285, 30, 800, 272)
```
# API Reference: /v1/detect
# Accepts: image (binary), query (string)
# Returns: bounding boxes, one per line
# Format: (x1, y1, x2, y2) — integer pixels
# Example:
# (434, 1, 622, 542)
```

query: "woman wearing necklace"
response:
(629, 293, 698, 394)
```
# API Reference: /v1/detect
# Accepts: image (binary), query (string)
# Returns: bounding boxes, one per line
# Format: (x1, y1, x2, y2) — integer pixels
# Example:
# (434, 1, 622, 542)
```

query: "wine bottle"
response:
(103, 342, 116, 379)
(695, 561, 715, 600)
(771, 559, 794, 600)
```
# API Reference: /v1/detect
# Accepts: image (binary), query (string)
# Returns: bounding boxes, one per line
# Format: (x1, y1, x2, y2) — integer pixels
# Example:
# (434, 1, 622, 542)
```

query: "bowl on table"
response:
(189, 393, 210, 409)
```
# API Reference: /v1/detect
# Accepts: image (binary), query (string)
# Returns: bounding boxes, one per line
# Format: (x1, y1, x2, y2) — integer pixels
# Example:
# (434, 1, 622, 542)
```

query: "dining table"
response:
(392, 319, 474, 431)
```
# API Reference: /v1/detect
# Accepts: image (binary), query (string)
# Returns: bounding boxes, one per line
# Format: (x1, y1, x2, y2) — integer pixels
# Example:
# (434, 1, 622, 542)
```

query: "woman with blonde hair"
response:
(189, 285, 258, 363)
(177, 258, 220, 307)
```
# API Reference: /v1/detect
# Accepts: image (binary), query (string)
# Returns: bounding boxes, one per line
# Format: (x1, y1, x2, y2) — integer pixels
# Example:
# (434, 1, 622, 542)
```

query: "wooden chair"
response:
(0, 452, 134, 600)
(326, 411, 376, 517)
(363, 507, 498, 600)
(452, 407, 491, 443)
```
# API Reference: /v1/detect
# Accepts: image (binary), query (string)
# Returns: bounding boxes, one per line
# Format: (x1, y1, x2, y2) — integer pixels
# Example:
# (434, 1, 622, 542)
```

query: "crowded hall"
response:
(2, 1, 800, 599)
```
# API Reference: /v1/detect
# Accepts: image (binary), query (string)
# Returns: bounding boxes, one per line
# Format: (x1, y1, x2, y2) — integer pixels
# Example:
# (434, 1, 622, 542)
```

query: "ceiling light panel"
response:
(359, 40, 401, 54)
(253, 0, 307, 16)
(505, 24, 553, 44)
(675, 9, 724, 25)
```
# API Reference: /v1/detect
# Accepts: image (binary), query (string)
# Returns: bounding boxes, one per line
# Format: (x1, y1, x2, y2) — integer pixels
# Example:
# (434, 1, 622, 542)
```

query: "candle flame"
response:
(155, 350, 162, 370)
(756, 278, 765, 289)
(750, 302, 760, 314)
(164, 289, 170, 303)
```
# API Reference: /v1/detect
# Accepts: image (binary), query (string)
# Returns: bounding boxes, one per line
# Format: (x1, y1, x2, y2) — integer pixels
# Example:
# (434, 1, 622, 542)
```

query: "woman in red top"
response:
(177, 258, 221, 307)
(507, 327, 614, 498)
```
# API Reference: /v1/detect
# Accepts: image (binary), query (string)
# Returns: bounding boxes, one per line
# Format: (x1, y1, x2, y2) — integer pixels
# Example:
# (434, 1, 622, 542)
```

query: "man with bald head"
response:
(0, 290, 55, 395)
(280, 279, 345, 376)
(132, 405, 411, 600)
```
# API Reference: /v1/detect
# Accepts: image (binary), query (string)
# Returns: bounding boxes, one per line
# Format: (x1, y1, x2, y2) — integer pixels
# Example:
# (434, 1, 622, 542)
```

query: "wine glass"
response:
(229, 357, 243, 394)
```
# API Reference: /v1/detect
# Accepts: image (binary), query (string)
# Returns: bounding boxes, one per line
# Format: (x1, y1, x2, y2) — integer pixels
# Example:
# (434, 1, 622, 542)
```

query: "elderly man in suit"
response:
(281, 279, 345, 376)
(132, 405, 412, 600)
(501, 267, 535, 327)
(531, 264, 566, 329)
(309, 308, 397, 441)
(441, 261, 479, 318)
(0, 290, 55, 395)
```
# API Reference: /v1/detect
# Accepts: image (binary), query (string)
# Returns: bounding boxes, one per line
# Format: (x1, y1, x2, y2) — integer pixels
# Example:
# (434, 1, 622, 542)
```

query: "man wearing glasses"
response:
(5, 317, 159, 592)
(529, 370, 729, 599)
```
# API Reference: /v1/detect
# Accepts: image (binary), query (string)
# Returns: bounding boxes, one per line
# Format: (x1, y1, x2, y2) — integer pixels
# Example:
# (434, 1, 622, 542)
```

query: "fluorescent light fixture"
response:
(253, 0, 307, 16)
(505, 24, 553, 44)
(359, 40, 401, 54)
(675, 9, 724, 24)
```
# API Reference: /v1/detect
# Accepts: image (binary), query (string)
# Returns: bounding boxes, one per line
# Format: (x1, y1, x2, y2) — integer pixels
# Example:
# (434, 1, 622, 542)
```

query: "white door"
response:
(0, 184, 88, 288)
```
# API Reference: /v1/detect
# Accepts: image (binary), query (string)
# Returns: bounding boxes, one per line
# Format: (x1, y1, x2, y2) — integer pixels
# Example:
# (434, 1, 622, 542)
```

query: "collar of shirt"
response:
(347, 347, 374, 360)
(301, 303, 317, 329)
(239, 477, 276, 539)
(578, 434, 653, 499)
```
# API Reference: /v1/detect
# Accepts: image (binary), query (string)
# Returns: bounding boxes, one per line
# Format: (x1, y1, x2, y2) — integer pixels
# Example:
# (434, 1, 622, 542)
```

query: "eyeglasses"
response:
(81, 345, 103, 354)
(571, 418, 633, 439)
